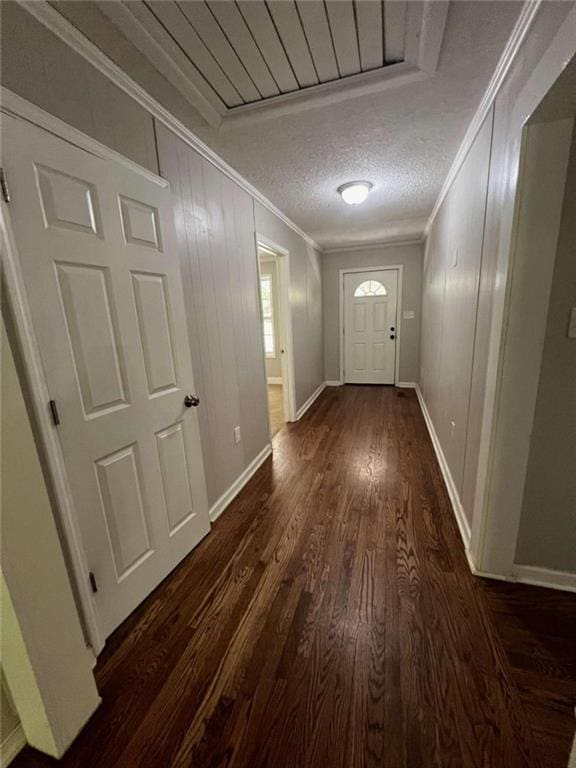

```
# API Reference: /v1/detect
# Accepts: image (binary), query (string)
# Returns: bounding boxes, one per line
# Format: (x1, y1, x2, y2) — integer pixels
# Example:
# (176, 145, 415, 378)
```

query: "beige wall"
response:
(0, 1, 158, 174)
(157, 123, 270, 507)
(419, 2, 575, 545)
(260, 260, 283, 380)
(0, 676, 20, 748)
(254, 203, 324, 410)
(323, 244, 423, 384)
(1, 313, 100, 756)
(421, 112, 493, 525)
(515, 123, 576, 572)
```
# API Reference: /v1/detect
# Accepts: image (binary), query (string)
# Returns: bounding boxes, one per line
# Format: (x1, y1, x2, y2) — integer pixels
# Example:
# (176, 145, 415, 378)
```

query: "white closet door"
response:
(3, 114, 210, 640)
(344, 270, 398, 384)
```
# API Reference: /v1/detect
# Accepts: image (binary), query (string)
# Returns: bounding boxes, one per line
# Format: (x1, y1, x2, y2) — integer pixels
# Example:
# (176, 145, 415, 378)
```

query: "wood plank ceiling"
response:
(141, 1, 407, 109)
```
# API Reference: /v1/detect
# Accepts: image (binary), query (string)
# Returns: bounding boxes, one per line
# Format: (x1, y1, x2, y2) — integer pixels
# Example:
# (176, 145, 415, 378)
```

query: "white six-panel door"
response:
(344, 269, 398, 384)
(3, 114, 210, 640)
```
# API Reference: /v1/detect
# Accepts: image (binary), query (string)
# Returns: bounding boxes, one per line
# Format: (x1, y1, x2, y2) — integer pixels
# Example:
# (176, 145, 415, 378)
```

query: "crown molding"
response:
(425, 0, 543, 235)
(61, 0, 447, 129)
(15, 0, 321, 252)
(323, 237, 425, 255)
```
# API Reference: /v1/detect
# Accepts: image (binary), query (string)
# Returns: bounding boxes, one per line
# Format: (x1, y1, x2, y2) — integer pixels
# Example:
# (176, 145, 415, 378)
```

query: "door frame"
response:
(0, 89, 171, 654)
(339, 265, 404, 386)
(255, 235, 297, 425)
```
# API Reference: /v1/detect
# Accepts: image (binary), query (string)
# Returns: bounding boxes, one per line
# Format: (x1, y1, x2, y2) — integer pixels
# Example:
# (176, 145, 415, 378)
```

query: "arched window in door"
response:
(354, 280, 387, 297)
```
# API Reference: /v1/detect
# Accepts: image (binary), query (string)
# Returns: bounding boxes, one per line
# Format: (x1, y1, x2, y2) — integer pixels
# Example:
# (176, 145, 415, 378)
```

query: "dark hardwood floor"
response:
(15, 386, 576, 768)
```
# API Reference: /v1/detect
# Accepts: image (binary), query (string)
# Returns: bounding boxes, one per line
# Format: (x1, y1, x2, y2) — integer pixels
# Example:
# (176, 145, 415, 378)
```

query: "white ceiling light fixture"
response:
(338, 181, 373, 205)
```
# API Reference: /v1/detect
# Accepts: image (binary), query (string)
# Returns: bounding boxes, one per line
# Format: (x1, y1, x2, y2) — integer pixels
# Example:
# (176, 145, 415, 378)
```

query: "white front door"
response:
(3, 114, 210, 640)
(343, 270, 398, 384)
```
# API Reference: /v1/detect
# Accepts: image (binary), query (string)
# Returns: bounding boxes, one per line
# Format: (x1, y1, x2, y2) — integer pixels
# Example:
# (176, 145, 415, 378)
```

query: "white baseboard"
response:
(415, 385, 471, 548)
(512, 564, 576, 593)
(267, 377, 282, 385)
(325, 380, 342, 387)
(295, 382, 326, 420)
(209, 444, 272, 524)
(1, 724, 26, 766)
(415, 386, 576, 595)
(396, 381, 416, 388)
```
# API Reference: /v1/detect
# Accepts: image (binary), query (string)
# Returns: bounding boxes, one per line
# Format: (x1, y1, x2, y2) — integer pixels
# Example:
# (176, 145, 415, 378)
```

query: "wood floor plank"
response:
(14, 386, 576, 768)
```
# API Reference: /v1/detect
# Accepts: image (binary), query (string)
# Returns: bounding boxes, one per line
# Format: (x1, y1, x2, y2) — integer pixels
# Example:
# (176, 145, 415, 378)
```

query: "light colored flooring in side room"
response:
(267, 383, 285, 436)
(14, 386, 576, 768)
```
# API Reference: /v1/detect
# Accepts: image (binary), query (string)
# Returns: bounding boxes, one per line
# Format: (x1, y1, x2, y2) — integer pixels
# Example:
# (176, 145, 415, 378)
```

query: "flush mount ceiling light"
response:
(338, 181, 373, 205)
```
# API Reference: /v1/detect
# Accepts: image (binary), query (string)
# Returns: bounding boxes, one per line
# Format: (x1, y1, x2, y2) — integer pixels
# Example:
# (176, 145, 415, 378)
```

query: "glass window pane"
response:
(354, 279, 387, 297)
(261, 276, 276, 357)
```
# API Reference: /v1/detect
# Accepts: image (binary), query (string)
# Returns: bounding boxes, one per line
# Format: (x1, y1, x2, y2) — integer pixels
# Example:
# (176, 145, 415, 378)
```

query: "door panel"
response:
(4, 115, 211, 641)
(95, 444, 153, 578)
(156, 421, 196, 533)
(344, 269, 398, 384)
(56, 262, 130, 416)
(131, 272, 178, 395)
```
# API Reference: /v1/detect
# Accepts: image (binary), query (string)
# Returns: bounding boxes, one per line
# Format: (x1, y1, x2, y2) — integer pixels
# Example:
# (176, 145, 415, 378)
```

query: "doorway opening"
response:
(257, 239, 296, 438)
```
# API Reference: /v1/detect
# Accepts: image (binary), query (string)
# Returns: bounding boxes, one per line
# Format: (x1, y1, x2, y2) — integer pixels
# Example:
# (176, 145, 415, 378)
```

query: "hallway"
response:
(15, 386, 576, 768)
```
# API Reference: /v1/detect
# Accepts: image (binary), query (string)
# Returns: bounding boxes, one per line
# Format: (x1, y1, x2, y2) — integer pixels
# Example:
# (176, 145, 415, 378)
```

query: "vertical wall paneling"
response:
(157, 122, 270, 506)
(420, 111, 493, 527)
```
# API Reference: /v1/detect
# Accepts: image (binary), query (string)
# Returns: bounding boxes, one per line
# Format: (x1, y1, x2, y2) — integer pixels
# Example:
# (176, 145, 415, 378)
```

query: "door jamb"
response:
(256, 235, 297, 424)
(1, 192, 105, 656)
(339, 265, 404, 385)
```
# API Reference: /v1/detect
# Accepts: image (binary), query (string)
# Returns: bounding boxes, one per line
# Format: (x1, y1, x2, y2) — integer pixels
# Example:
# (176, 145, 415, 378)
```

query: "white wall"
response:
(323, 243, 423, 384)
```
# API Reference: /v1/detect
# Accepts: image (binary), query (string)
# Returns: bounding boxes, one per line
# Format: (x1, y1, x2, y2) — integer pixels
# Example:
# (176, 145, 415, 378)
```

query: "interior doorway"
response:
(257, 239, 296, 437)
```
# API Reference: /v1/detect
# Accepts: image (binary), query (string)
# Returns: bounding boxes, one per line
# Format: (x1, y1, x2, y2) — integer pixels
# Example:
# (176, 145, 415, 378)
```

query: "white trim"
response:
(14, 0, 321, 253)
(512, 565, 576, 594)
(325, 380, 343, 387)
(209, 444, 272, 524)
(0, 201, 105, 655)
(44, 0, 445, 128)
(266, 377, 283, 385)
(223, 64, 428, 126)
(1, 88, 168, 189)
(256, 235, 297, 424)
(323, 237, 424, 255)
(339, 265, 404, 387)
(295, 382, 326, 421)
(425, 0, 543, 234)
(415, 385, 472, 548)
(397, 382, 416, 389)
(1, 724, 26, 766)
(93, 0, 224, 128)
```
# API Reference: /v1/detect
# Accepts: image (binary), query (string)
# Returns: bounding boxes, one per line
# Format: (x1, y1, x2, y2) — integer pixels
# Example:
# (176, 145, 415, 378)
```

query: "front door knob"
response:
(184, 394, 200, 408)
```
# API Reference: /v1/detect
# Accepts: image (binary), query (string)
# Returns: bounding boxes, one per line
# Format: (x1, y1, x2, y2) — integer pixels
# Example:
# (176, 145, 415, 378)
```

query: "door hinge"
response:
(0, 169, 10, 203)
(89, 572, 98, 594)
(49, 399, 60, 426)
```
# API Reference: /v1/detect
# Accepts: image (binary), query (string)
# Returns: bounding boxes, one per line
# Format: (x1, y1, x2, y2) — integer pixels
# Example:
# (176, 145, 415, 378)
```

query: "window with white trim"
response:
(354, 280, 387, 297)
(260, 274, 276, 358)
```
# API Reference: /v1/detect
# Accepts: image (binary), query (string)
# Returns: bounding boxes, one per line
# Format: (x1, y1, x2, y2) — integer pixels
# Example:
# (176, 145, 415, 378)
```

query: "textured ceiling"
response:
(53, 1, 524, 250)
(192, 1, 523, 248)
